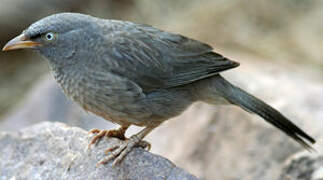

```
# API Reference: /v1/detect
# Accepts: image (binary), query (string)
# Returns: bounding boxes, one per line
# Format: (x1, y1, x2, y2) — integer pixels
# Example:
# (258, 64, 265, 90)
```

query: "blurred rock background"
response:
(0, 0, 323, 180)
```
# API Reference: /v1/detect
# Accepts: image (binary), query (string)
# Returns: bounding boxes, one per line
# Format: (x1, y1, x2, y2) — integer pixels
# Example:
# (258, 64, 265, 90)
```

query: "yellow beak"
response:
(2, 34, 41, 51)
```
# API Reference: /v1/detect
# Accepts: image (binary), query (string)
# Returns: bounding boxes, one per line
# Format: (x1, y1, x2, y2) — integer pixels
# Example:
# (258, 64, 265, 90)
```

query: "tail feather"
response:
(214, 75, 315, 150)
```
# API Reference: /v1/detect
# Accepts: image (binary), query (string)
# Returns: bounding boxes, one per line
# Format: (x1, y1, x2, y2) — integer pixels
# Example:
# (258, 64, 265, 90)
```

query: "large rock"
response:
(280, 146, 323, 180)
(0, 122, 198, 180)
(0, 75, 110, 131)
(149, 56, 323, 180)
(1, 55, 323, 180)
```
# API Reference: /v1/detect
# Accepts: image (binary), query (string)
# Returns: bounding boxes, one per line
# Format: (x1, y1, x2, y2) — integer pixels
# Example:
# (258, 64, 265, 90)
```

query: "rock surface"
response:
(1, 55, 323, 180)
(280, 149, 323, 180)
(152, 56, 323, 180)
(1, 1, 323, 179)
(0, 122, 198, 180)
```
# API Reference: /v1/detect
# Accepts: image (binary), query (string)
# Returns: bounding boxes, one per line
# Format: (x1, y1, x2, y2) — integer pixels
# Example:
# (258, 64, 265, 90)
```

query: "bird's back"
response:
(96, 18, 240, 93)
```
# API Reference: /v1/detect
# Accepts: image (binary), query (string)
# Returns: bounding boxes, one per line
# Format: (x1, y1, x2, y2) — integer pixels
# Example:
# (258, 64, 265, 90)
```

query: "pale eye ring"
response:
(45, 32, 55, 41)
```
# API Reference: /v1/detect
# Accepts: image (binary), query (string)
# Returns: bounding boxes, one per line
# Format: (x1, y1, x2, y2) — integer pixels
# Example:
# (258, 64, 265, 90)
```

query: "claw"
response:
(136, 140, 151, 151)
(106, 130, 126, 140)
(99, 138, 140, 166)
(88, 126, 129, 149)
(100, 140, 151, 165)
(89, 128, 101, 134)
(99, 143, 127, 165)
(91, 126, 157, 166)
(104, 145, 119, 155)
(88, 129, 108, 149)
(112, 145, 133, 166)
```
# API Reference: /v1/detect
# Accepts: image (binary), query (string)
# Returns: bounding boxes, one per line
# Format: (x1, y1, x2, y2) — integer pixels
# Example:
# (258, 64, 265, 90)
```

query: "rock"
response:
(1, 55, 323, 180)
(0, 122, 198, 180)
(0, 75, 111, 131)
(148, 55, 323, 180)
(279, 147, 323, 180)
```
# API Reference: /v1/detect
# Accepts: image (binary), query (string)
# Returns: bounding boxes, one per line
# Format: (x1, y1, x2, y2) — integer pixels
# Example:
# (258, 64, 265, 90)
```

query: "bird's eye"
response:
(44, 32, 56, 41)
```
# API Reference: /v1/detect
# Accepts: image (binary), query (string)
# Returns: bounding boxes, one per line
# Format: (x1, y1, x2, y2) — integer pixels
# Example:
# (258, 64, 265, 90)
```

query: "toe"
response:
(106, 130, 126, 140)
(112, 148, 129, 166)
(89, 128, 100, 134)
(136, 140, 151, 151)
(89, 130, 108, 147)
(104, 144, 119, 155)
(111, 140, 139, 166)
(99, 143, 128, 165)
(96, 134, 151, 166)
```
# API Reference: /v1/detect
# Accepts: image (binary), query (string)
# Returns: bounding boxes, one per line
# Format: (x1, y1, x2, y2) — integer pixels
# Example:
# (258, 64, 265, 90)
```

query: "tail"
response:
(213, 75, 315, 150)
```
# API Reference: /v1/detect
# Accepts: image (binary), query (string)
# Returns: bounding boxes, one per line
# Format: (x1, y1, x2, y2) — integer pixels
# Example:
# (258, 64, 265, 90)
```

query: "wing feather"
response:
(102, 21, 239, 92)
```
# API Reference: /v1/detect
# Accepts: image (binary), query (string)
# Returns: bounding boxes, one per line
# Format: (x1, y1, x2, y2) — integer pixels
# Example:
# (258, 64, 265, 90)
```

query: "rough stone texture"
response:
(0, 122, 198, 180)
(279, 146, 323, 180)
(1, 56, 323, 180)
(151, 56, 323, 180)
(1, 2, 323, 179)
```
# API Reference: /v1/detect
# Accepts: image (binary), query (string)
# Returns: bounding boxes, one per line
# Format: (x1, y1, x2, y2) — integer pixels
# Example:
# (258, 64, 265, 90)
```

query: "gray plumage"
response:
(24, 13, 240, 126)
(5, 13, 315, 164)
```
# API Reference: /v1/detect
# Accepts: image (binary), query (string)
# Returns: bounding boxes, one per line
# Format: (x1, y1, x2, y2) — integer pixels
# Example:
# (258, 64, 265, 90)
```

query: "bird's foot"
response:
(90, 126, 155, 166)
(88, 128, 127, 149)
(97, 135, 151, 166)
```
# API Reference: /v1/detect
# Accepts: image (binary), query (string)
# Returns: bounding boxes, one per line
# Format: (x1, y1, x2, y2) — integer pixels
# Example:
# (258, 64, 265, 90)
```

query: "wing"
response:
(102, 22, 239, 92)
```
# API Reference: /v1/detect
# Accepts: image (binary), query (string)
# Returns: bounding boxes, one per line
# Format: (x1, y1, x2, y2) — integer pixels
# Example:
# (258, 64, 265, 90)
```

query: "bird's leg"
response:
(88, 124, 129, 148)
(98, 126, 156, 166)
(106, 125, 129, 140)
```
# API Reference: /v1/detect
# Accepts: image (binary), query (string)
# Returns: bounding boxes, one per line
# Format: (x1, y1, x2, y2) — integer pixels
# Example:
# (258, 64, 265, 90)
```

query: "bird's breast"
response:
(48, 64, 166, 126)
(50, 64, 87, 103)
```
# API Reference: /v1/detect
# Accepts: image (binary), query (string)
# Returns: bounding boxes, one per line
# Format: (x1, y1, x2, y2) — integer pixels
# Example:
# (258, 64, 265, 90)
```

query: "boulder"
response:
(148, 55, 323, 179)
(1, 55, 323, 179)
(280, 145, 323, 180)
(0, 122, 198, 180)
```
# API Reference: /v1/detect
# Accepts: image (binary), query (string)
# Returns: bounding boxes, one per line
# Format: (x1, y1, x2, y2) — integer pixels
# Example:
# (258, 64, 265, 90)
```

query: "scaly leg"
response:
(98, 126, 156, 166)
(88, 125, 129, 148)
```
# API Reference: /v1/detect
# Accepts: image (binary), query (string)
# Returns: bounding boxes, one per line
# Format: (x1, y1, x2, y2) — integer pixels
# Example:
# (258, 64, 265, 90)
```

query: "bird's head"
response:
(2, 13, 102, 65)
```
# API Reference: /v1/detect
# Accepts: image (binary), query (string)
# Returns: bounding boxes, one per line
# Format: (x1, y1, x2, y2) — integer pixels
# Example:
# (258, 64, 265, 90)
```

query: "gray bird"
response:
(2, 13, 315, 166)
